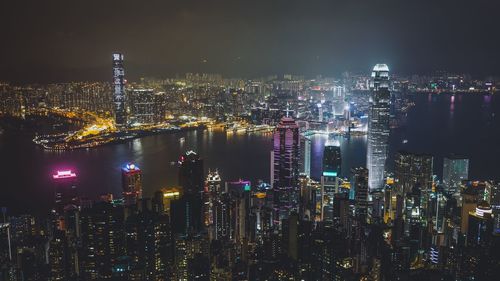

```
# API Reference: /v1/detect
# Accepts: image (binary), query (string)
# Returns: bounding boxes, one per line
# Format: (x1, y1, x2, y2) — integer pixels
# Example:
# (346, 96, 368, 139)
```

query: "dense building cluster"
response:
(1, 63, 500, 281)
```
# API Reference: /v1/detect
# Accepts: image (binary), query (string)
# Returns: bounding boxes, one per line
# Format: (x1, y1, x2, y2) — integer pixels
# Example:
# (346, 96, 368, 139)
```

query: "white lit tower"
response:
(366, 64, 390, 190)
(112, 53, 127, 127)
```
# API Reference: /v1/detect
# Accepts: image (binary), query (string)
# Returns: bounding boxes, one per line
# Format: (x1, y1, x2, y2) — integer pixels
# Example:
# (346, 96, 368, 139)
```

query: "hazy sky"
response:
(1, 0, 499, 82)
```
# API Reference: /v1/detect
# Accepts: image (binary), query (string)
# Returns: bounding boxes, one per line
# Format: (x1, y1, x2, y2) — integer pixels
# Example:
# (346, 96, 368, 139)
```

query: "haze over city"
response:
(1, 0, 500, 83)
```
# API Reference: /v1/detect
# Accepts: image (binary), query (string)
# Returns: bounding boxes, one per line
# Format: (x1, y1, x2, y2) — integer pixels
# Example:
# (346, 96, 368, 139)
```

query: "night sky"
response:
(1, 0, 499, 83)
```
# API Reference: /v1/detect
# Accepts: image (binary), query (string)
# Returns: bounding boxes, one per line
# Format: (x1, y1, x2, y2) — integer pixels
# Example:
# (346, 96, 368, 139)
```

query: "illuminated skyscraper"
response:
(394, 151, 433, 195)
(177, 151, 204, 234)
(158, 187, 182, 216)
(488, 181, 500, 234)
(443, 156, 469, 193)
(467, 202, 493, 247)
(204, 171, 221, 235)
(300, 137, 311, 177)
(129, 89, 156, 125)
(320, 140, 341, 222)
(352, 167, 369, 222)
(112, 53, 126, 127)
(121, 163, 142, 206)
(272, 116, 300, 224)
(366, 64, 390, 190)
(322, 141, 341, 178)
(178, 151, 204, 195)
(52, 170, 78, 213)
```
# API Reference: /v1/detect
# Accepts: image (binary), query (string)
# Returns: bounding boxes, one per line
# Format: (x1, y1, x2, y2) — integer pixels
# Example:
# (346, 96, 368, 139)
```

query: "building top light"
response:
(53, 170, 77, 179)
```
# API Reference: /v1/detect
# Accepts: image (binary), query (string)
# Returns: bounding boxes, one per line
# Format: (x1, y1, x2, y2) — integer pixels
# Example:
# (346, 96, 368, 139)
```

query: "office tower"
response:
(227, 180, 251, 251)
(300, 137, 311, 177)
(112, 53, 126, 127)
(403, 186, 425, 244)
(461, 186, 479, 234)
(158, 187, 182, 216)
(213, 193, 230, 242)
(323, 140, 342, 178)
(433, 192, 447, 233)
(394, 151, 433, 220)
(204, 170, 221, 237)
(205, 170, 228, 242)
(129, 89, 156, 125)
(122, 163, 142, 206)
(52, 170, 78, 214)
(352, 167, 370, 222)
(79, 201, 125, 280)
(443, 156, 469, 193)
(178, 151, 204, 195)
(467, 202, 493, 247)
(366, 64, 390, 190)
(394, 151, 433, 195)
(206, 170, 222, 194)
(299, 176, 320, 221)
(320, 140, 341, 222)
(272, 116, 300, 224)
(177, 151, 204, 234)
(332, 85, 346, 116)
(488, 181, 500, 234)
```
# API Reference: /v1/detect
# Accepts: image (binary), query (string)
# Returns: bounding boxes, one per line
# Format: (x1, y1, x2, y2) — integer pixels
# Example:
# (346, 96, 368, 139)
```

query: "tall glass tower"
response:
(272, 116, 300, 224)
(443, 156, 469, 193)
(112, 53, 126, 127)
(367, 64, 390, 190)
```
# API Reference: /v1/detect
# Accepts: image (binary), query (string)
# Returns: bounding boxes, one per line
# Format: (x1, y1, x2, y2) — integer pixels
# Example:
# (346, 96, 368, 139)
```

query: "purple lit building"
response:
(52, 170, 78, 213)
(271, 116, 300, 225)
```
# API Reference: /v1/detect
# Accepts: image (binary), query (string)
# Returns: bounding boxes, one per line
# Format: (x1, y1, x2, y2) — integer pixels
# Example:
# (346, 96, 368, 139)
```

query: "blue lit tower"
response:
(271, 116, 300, 225)
(366, 64, 390, 190)
(322, 140, 341, 178)
(121, 163, 142, 206)
(112, 53, 127, 127)
(320, 139, 342, 222)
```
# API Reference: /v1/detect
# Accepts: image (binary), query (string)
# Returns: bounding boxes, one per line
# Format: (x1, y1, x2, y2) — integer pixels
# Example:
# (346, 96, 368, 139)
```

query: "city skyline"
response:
(1, 1, 500, 280)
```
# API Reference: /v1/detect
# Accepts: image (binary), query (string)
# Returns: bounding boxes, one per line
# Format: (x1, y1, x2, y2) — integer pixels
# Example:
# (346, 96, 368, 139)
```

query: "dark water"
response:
(0, 93, 499, 214)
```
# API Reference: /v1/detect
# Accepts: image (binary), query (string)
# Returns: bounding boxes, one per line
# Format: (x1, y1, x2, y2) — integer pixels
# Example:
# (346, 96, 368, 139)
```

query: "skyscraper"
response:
(129, 88, 156, 125)
(322, 140, 341, 178)
(178, 151, 204, 195)
(320, 140, 341, 222)
(52, 170, 78, 213)
(443, 156, 469, 193)
(177, 151, 204, 234)
(300, 136, 311, 177)
(112, 53, 126, 127)
(394, 151, 433, 195)
(121, 163, 142, 206)
(272, 116, 300, 224)
(352, 167, 369, 222)
(366, 64, 390, 190)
